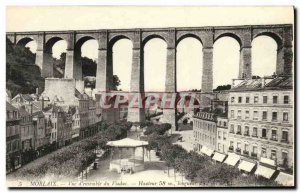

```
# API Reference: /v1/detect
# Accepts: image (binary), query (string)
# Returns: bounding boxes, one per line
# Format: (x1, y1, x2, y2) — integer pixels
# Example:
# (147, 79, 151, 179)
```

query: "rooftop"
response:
(230, 75, 293, 92)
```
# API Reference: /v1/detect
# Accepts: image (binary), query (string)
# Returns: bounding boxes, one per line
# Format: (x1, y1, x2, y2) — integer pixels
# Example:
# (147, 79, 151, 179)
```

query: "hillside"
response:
(6, 39, 45, 97)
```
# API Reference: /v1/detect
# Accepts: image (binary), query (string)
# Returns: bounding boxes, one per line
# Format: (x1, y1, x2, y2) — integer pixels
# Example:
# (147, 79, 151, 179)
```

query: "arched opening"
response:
(143, 37, 167, 92)
(213, 37, 240, 89)
(75, 37, 98, 93)
(109, 37, 132, 91)
(16, 37, 37, 54)
(252, 35, 278, 77)
(176, 36, 203, 92)
(45, 37, 67, 78)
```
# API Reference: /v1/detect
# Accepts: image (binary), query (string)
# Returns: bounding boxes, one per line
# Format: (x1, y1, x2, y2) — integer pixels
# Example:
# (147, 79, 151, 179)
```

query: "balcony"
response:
(261, 136, 268, 140)
(229, 130, 235, 134)
(243, 150, 249, 156)
(251, 152, 257, 159)
(244, 132, 249, 136)
(281, 139, 289, 144)
(236, 148, 241, 154)
(270, 137, 278, 141)
(229, 146, 234, 151)
(251, 134, 258, 138)
(236, 131, 241, 135)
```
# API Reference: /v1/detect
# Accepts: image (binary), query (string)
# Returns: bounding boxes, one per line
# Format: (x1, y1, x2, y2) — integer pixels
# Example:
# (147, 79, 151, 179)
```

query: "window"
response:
(253, 146, 257, 154)
(282, 131, 288, 142)
(237, 125, 241, 135)
(223, 131, 227, 140)
(253, 111, 258, 120)
(271, 150, 277, 160)
(218, 131, 222, 139)
(271, 130, 277, 141)
(245, 110, 250, 119)
(261, 148, 267, 158)
(263, 96, 268, 104)
(283, 112, 288, 122)
(244, 144, 249, 152)
(231, 110, 234, 118)
(244, 126, 249, 136)
(218, 143, 221, 151)
(246, 97, 250, 103)
(252, 127, 258, 137)
(273, 96, 278, 104)
(254, 96, 259, 104)
(237, 110, 242, 119)
(272, 112, 278, 121)
(231, 97, 235, 103)
(284, 95, 289, 104)
(262, 128, 267, 138)
(262, 111, 267, 120)
(237, 142, 241, 149)
(282, 152, 288, 167)
(223, 122, 227, 127)
(230, 124, 234, 133)
(238, 97, 242, 103)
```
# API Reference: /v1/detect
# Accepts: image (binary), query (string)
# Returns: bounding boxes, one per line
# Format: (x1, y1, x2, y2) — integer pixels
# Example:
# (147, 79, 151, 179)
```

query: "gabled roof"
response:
(32, 110, 44, 118)
(19, 94, 34, 102)
(264, 76, 293, 89)
(7, 102, 18, 112)
(18, 106, 30, 117)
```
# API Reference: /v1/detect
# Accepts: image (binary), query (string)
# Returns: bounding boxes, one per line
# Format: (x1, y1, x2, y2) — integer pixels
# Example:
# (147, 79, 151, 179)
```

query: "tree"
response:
(112, 75, 121, 90)
(214, 84, 231, 91)
(6, 38, 45, 97)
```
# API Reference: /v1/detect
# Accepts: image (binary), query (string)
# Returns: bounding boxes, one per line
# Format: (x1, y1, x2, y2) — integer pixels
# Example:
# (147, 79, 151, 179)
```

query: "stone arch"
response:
(252, 31, 282, 49)
(176, 33, 203, 47)
(16, 37, 36, 47)
(75, 35, 98, 52)
(45, 36, 66, 53)
(142, 34, 168, 48)
(108, 35, 132, 49)
(214, 32, 242, 48)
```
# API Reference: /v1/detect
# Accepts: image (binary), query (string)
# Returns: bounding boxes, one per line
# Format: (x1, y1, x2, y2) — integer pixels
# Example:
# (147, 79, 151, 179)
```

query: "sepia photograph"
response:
(5, 6, 295, 188)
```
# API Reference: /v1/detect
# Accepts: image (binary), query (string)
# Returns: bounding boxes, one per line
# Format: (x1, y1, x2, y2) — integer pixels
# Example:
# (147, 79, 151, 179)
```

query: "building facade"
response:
(18, 107, 34, 164)
(6, 102, 22, 173)
(32, 111, 50, 156)
(216, 116, 229, 154)
(228, 76, 294, 170)
(193, 112, 217, 152)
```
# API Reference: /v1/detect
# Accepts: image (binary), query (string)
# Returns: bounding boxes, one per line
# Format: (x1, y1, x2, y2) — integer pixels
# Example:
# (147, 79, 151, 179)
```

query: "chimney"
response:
(36, 87, 39, 95)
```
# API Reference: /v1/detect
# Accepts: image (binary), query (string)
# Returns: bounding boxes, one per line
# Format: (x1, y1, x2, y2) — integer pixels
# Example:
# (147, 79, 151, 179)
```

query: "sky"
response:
(6, 6, 294, 91)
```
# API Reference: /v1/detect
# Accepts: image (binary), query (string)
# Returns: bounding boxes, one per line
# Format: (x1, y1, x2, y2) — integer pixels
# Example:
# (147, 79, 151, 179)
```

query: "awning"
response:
(275, 172, 294, 186)
(255, 165, 276, 179)
(212, 152, 226, 162)
(238, 160, 256, 172)
(260, 157, 276, 166)
(72, 133, 79, 138)
(224, 153, 240, 166)
(107, 138, 148, 148)
(200, 146, 214, 157)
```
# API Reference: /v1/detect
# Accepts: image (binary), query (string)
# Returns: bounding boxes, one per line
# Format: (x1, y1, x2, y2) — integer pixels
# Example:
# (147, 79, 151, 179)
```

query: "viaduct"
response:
(6, 24, 293, 130)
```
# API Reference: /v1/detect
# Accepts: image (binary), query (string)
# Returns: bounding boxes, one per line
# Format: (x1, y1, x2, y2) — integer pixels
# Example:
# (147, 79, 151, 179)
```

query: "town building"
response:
(18, 106, 35, 164)
(57, 106, 72, 147)
(228, 75, 294, 171)
(71, 106, 80, 141)
(43, 105, 65, 148)
(32, 111, 50, 157)
(216, 116, 229, 154)
(6, 102, 22, 173)
(193, 112, 217, 154)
